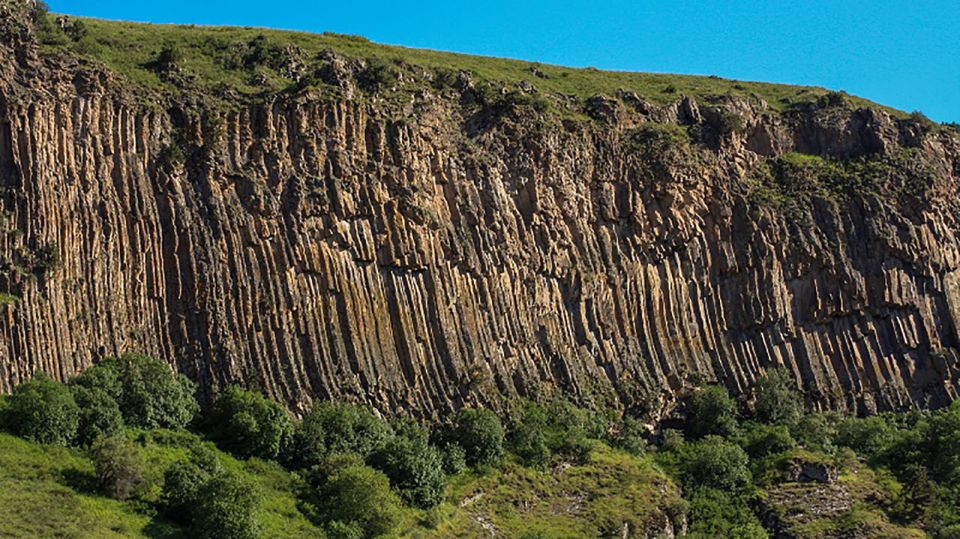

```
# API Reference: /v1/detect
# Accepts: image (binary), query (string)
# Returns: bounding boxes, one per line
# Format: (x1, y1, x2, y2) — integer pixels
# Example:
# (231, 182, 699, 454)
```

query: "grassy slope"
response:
(0, 431, 680, 538)
(0, 431, 321, 538)
(43, 15, 898, 116)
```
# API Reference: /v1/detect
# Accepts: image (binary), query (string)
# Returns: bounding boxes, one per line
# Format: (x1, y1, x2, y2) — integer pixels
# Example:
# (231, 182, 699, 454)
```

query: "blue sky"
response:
(48, 0, 959, 122)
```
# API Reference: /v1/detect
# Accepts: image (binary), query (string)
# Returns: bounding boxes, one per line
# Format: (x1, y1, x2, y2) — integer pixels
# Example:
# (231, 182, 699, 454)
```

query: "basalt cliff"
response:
(1, 4, 959, 418)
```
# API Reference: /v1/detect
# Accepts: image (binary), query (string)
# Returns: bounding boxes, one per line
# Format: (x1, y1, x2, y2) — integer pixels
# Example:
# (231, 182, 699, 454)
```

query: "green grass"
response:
(0, 430, 682, 538)
(435, 446, 683, 538)
(0, 431, 325, 538)
(40, 14, 902, 117)
(0, 433, 176, 538)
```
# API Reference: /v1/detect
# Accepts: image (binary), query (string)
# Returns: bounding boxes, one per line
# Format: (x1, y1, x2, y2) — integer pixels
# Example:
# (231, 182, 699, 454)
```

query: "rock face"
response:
(1, 8, 959, 416)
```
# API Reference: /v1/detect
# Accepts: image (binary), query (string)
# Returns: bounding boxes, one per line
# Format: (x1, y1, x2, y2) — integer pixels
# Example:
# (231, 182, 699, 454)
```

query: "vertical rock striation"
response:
(0, 9, 958, 417)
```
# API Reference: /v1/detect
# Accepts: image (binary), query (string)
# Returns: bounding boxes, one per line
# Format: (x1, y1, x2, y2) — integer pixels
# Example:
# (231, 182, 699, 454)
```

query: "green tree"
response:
(451, 408, 504, 468)
(91, 434, 146, 500)
(161, 445, 222, 524)
(2, 372, 79, 446)
(207, 385, 294, 460)
(288, 401, 393, 468)
(72, 385, 124, 447)
(753, 367, 803, 426)
(368, 431, 446, 508)
(70, 358, 123, 400)
(923, 400, 960, 483)
(736, 421, 796, 460)
(835, 415, 896, 461)
(507, 402, 552, 468)
(680, 435, 751, 491)
(307, 462, 403, 539)
(114, 353, 198, 429)
(193, 470, 262, 539)
(688, 385, 738, 439)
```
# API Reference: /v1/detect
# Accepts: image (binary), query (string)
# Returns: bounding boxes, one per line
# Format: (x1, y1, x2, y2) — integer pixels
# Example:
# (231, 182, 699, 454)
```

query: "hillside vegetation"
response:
(0, 353, 958, 538)
(30, 4, 907, 118)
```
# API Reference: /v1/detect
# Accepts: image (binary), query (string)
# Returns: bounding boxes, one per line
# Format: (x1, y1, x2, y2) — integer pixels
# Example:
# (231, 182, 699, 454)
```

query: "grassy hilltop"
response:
(32, 10, 905, 118)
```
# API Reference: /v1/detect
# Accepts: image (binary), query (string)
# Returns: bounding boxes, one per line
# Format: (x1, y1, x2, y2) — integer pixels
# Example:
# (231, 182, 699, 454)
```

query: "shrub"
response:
(922, 400, 960, 483)
(357, 57, 398, 92)
(507, 402, 552, 468)
(91, 434, 145, 500)
(71, 359, 123, 400)
(206, 385, 294, 460)
(193, 470, 262, 539)
(545, 399, 604, 461)
(835, 415, 896, 461)
(791, 412, 839, 453)
(688, 385, 738, 439)
(735, 421, 796, 460)
(909, 111, 936, 134)
(609, 414, 648, 456)
(686, 487, 767, 538)
(161, 445, 222, 524)
(306, 462, 403, 539)
(288, 401, 393, 469)
(114, 353, 198, 429)
(680, 435, 751, 491)
(72, 385, 124, 447)
(368, 431, 446, 508)
(3, 372, 79, 446)
(753, 367, 803, 426)
(155, 45, 184, 71)
(440, 443, 467, 475)
(451, 408, 505, 467)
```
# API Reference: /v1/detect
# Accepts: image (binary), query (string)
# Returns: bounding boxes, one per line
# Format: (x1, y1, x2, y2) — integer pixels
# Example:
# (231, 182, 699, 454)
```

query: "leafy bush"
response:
(368, 431, 446, 508)
(161, 445, 222, 524)
(686, 487, 767, 538)
(688, 385, 738, 439)
(193, 470, 262, 539)
(2, 372, 79, 446)
(791, 412, 839, 453)
(736, 421, 796, 460)
(91, 434, 145, 500)
(451, 408, 505, 468)
(206, 385, 294, 460)
(72, 385, 124, 447)
(113, 353, 198, 429)
(507, 402, 552, 468)
(679, 435, 751, 491)
(440, 443, 467, 475)
(288, 401, 393, 468)
(306, 461, 403, 539)
(357, 57, 398, 92)
(753, 368, 803, 426)
(71, 359, 123, 399)
(922, 400, 960, 483)
(608, 414, 648, 456)
(835, 415, 896, 461)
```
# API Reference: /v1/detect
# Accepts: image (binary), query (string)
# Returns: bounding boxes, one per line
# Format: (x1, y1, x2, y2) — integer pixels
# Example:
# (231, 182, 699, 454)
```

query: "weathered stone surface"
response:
(0, 8, 958, 417)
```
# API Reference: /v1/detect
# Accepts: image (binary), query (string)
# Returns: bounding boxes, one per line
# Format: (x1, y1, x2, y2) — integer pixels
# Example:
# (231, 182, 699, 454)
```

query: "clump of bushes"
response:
(357, 57, 398, 92)
(2, 372, 79, 446)
(287, 401, 393, 469)
(752, 367, 803, 427)
(305, 457, 403, 539)
(73, 353, 198, 429)
(91, 434, 146, 500)
(161, 445, 261, 539)
(448, 407, 504, 468)
(206, 385, 293, 460)
(368, 420, 445, 508)
(688, 385, 738, 439)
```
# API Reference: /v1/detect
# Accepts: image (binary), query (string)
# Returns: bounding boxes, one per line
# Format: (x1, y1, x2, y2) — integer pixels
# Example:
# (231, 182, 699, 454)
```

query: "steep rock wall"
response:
(1, 14, 959, 417)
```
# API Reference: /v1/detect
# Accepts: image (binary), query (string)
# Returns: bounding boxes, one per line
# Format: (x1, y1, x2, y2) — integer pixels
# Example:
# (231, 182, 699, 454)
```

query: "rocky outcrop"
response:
(0, 7, 959, 417)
